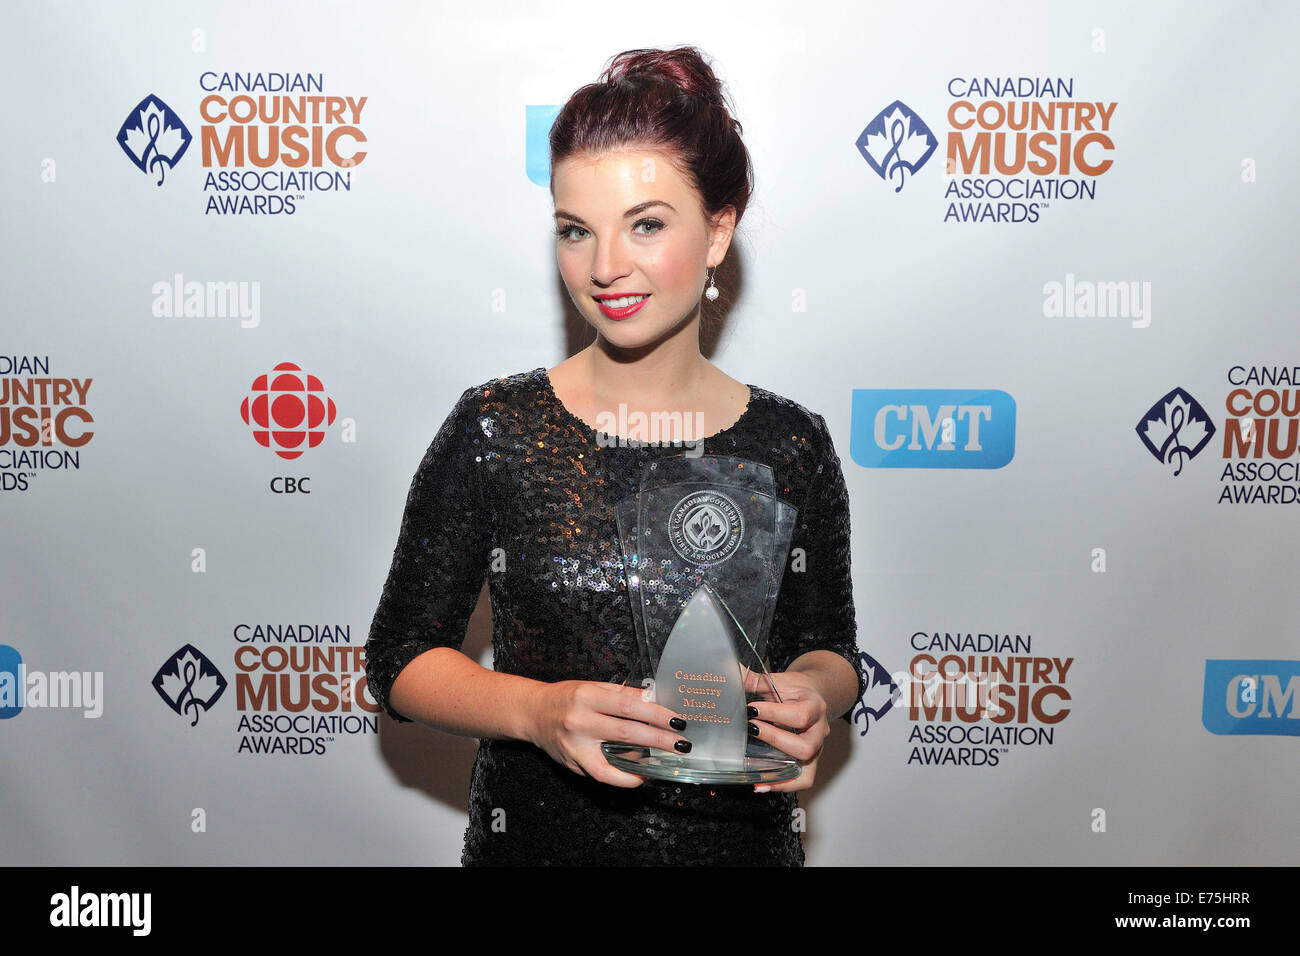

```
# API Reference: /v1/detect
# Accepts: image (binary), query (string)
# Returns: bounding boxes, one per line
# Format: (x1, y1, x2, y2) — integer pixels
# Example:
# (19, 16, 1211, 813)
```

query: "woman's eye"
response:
(555, 224, 588, 242)
(555, 219, 663, 241)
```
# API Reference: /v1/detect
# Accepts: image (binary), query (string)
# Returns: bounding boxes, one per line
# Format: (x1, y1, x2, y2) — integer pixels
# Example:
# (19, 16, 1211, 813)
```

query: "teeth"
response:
(600, 295, 647, 309)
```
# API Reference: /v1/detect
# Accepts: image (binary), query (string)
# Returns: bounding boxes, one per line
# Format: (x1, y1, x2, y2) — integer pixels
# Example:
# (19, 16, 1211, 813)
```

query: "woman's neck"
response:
(583, 340, 713, 411)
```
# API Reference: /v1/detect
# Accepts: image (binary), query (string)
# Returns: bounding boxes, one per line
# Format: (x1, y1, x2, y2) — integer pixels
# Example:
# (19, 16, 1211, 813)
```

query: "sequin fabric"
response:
(365, 366, 864, 866)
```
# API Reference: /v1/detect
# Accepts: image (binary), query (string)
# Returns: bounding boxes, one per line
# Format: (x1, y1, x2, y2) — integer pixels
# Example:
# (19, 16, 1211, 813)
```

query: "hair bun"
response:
(602, 46, 726, 109)
(550, 44, 754, 237)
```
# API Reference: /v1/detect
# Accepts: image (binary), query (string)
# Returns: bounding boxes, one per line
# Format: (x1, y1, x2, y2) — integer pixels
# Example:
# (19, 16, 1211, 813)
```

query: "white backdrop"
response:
(2, 0, 1297, 866)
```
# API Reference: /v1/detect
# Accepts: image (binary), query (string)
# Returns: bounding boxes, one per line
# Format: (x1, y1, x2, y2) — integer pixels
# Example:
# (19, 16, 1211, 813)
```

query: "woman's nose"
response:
(589, 239, 631, 286)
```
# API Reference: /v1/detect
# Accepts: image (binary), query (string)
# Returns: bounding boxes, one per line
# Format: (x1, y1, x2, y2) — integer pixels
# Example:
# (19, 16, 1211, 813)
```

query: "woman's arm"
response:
(367, 386, 690, 787)
(385, 646, 693, 788)
(387, 646, 544, 742)
(785, 648, 860, 720)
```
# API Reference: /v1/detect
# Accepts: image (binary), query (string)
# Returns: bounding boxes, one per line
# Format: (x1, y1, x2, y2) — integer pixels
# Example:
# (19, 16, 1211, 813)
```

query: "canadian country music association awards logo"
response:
(850, 650, 900, 736)
(852, 633, 1074, 767)
(240, 362, 337, 460)
(857, 76, 1118, 223)
(116, 94, 193, 186)
(152, 631, 379, 755)
(1135, 387, 1216, 476)
(1138, 366, 1300, 504)
(855, 101, 938, 193)
(152, 645, 227, 726)
(668, 491, 744, 565)
(116, 72, 368, 214)
(0, 355, 95, 493)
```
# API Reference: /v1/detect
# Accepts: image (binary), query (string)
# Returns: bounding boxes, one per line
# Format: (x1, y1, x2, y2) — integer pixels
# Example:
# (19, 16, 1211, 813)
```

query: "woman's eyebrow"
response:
(553, 200, 676, 225)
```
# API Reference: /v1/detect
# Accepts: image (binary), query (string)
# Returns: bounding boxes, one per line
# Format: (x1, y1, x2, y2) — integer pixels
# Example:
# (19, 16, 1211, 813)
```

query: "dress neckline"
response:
(534, 366, 759, 445)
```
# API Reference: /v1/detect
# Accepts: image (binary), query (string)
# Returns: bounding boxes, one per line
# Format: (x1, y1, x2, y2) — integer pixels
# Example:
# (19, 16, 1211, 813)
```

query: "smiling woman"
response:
(550, 47, 750, 340)
(551, 153, 723, 352)
(364, 46, 864, 867)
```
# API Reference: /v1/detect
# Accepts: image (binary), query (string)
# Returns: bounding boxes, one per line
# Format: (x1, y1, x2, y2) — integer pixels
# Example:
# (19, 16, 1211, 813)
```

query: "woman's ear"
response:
(707, 206, 738, 267)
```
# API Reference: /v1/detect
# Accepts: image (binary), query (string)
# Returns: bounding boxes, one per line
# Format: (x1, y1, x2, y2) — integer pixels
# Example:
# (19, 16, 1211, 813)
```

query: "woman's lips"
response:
(594, 294, 650, 320)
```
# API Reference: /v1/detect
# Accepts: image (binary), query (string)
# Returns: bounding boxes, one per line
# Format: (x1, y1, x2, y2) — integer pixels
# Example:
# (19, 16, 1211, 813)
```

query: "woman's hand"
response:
(524, 679, 692, 788)
(746, 669, 832, 793)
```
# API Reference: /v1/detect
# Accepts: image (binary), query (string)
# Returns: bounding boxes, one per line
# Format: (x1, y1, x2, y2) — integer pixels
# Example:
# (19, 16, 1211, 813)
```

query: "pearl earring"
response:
(704, 266, 719, 301)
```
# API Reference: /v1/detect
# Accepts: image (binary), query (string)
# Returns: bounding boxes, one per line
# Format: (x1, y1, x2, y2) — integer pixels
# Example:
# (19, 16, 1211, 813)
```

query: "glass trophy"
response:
(602, 455, 801, 784)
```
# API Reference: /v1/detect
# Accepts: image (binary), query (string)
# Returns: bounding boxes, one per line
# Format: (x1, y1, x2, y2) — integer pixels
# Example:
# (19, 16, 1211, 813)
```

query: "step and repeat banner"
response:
(3, 0, 1297, 867)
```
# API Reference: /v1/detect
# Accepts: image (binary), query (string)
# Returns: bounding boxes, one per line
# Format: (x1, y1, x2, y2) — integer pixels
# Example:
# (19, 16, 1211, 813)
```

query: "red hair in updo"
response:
(549, 46, 754, 230)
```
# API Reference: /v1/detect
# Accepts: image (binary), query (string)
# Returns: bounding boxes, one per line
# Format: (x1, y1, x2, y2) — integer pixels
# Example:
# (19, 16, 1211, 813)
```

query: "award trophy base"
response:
(600, 740, 801, 785)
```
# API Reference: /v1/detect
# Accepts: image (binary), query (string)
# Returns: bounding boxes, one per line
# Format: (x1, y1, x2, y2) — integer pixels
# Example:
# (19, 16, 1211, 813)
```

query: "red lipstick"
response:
(593, 293, 650, 320)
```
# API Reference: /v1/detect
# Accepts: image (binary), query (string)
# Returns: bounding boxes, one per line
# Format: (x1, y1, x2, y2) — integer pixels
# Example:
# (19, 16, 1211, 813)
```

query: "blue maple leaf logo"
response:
(855, 100, 936, 193)
(1136, 387, 1216, 476)
(153, 644, 226, 727)
(117, 94, 192, 186)
(851, 651, 899, 736)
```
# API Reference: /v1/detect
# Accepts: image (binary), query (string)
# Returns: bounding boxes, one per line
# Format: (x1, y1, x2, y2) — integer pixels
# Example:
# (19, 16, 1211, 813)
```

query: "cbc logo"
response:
(241, 361, 338, 461)
(270, 477, 311, 494)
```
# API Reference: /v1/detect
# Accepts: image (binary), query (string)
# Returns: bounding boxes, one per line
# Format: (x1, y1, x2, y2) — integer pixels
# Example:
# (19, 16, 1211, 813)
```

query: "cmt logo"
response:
(525, 105, 563, 187)
(855, 100, 937, 193)
(117, 94, 192, 186)
(1202, 660, 1300, 736)
(240, 362, 338, 460)
(849, 389, 1015, 468)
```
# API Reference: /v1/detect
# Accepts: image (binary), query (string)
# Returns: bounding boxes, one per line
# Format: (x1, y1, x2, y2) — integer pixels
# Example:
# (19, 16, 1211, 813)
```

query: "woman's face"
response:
(552, 148, 733, 350)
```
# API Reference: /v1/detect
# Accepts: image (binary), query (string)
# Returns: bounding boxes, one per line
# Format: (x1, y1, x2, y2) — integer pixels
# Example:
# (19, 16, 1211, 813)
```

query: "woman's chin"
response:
(598, 326, 676, 355)
(592, 310, 697, 351)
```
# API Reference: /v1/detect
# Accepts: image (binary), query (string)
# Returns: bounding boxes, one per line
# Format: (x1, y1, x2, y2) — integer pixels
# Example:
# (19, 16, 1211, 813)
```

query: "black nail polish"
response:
(747, 705, 758, 718)
(674, 739, 692, 753)
(669, 717, 686, 731)
(748, 721, 760, 737)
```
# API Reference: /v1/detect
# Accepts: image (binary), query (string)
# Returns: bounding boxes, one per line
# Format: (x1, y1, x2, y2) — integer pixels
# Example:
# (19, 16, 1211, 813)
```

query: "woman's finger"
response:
(590, 712, 693, 756)
(757, 757, 818, 793)
(578, 749, 650, 788)
(601, 683, 691, 731)
(749, 697, 821, 733)
(741, 667, 778, 696)
(749, 716, 826, 764)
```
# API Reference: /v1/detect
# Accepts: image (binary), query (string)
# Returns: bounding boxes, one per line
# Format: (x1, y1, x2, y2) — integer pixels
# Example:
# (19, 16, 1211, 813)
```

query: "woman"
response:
(365, 46, 864, 865)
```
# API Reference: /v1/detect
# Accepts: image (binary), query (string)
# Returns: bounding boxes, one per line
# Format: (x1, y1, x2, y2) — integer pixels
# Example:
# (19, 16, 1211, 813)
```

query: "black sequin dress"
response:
(365, 367, 864, 866)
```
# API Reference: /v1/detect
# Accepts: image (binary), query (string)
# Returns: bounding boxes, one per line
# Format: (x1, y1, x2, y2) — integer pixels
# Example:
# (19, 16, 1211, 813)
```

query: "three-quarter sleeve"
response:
(768, 412, 866, 720)
(364, 385, 494, 723)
